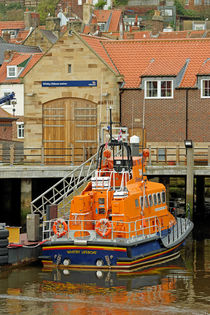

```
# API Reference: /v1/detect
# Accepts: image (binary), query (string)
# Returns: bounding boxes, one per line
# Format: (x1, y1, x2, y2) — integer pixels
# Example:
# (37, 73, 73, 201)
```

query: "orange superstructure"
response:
(70, 143, 175, 240)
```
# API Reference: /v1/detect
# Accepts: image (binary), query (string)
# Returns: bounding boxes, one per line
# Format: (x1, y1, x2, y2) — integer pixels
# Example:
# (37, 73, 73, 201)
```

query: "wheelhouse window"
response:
(145, 80, 173, 99)
(161, 191, 166, 203)
(201, 79, 210, 98)
(153, 193, 157, 206)
(157, 192, 161, 205)
(148, 194, 153, 207)
(144, 196, 148, 208)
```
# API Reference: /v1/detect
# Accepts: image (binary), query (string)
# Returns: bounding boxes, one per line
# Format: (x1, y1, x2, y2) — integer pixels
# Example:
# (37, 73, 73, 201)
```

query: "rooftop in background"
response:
(80, 34, 210, 89)
(0, 43, 42, 65)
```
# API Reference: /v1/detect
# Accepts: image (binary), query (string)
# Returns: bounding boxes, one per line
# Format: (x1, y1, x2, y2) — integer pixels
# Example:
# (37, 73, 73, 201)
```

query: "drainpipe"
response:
(119, 89, 124, 126)
(186, 89, 189, 140)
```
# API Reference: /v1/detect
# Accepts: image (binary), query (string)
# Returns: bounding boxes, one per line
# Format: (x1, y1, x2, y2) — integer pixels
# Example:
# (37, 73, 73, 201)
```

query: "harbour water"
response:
(0, 235, 210, 315)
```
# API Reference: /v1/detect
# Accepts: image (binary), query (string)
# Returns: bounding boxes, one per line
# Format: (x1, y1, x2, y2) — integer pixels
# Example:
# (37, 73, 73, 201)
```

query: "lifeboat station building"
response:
(23, 30, 210, 164)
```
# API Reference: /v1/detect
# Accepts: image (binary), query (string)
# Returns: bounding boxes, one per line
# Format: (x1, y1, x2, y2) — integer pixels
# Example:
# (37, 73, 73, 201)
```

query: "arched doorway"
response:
(43, 98, 97, 165)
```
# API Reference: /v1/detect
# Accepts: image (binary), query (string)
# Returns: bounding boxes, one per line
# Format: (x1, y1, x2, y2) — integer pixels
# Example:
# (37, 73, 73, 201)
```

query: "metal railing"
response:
(42, 216, 161, 242)
(0, 144, 209, 166)
(31, 152, 98, 219)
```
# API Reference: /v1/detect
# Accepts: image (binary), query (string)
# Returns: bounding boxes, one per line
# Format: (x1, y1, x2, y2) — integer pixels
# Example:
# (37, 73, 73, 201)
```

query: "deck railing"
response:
(0, 145, 209, 166)
(42, 216, 161, 242)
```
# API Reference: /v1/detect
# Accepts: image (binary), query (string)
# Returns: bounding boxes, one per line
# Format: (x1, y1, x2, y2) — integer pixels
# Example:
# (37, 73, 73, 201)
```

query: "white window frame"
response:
(17, 122, 24, 139)
(7, 66, 17, 78)
(194, 0, 202, 4)
(201, 79, 210, 98)
(144, 80, 173, 99)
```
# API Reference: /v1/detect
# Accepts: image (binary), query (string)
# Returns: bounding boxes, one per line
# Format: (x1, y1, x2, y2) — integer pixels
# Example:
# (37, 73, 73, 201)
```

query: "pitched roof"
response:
(0, 43, 42, 65)
(85, 9, 122, 33)
(197, 59, 210, 75)
(0, 52, 43, 83)
(40, 29, 58, 44)
(9, 30, 30, 44)
(0, 107, 17, 120)
(81, 36, 210, 88)
(0, 21, 25, 36)
(80, 34, 119, 74)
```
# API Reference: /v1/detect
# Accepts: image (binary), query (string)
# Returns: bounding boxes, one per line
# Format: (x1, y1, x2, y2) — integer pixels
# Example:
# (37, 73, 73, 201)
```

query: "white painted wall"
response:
(0, 84, 24, 116)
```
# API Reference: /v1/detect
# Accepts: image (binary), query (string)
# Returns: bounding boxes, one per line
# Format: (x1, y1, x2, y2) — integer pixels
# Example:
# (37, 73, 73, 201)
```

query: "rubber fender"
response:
(0, 229, 9, 239)
(0, 239, 8, 248)
(0, 255, 8, 265)
(0, 248, 8, 256)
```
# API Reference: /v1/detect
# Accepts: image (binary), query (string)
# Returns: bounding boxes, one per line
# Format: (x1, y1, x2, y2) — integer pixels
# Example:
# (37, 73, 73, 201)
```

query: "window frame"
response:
(7, 66, 17, 78)
(144, 79, 173, 99)
(16, 122, 24, 139)
(201, 79, 210, 98)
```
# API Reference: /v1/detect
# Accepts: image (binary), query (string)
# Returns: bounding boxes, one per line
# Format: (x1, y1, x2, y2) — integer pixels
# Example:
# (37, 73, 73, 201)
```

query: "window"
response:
(140, 196, 143, 208)
(98, 198, 105, 204)
(157, 192, 161, 205)
(98, 23, 105, 31)
(158, 148, 166, 161)
(78, 0, 82, 4)
(153, 193, 157, 206)
(135, 199, 139, 208)
(145, 80, 173, 99)
(201, 80, 210, 97)
(148, 194, 153, 207)
(68, 64, 71, 73)
(185, 0, 189, 5)
(204, 0, 210, 4)
(193, 23, 205, 30)
(164, 9, 173, 16)
(161, 191, 166, 204)
(7, 66, 17, 78)
(17, 122, 24, 139)
(144, 196, 148, 208)
(194, 0, 202, 4)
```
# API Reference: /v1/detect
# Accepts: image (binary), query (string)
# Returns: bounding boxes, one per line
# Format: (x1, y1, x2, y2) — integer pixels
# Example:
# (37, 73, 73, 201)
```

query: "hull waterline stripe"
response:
(43, 245, 127, 252)
(117, 241, 183, 266)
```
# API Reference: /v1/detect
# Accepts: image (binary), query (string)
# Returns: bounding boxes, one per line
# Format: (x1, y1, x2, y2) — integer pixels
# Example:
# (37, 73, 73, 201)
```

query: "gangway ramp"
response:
(31, 153, 98, 220)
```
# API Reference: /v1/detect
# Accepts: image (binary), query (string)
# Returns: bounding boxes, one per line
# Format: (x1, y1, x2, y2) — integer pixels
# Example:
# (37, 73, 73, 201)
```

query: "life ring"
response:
(53, 218, 68, 238)
(95, 219, 112, 237)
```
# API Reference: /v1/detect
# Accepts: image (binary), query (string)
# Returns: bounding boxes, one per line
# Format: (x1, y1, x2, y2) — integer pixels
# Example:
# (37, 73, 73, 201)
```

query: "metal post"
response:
(41, 145, 44, 165)
(10, 144, 14, 165)
(186, 146, 194, 219)
(148, 145, 151, 165)
(176, 145, 180, 165)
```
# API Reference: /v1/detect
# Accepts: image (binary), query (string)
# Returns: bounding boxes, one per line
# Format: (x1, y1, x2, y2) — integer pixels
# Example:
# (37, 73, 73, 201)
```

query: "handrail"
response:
(31, 152, 98, 219)
(0, 145, 209, 166)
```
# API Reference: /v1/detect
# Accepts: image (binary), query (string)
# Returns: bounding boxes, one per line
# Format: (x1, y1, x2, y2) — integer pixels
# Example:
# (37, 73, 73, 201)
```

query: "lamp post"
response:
(184, 140, 194, 219)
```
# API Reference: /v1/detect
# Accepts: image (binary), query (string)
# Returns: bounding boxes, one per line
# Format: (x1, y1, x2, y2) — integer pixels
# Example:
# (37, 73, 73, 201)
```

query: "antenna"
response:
(109, 107, 112, 142)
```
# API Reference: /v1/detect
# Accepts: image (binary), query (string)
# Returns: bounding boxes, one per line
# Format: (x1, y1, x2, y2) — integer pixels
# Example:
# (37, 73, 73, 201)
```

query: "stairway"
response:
(31, 153, 98, 220)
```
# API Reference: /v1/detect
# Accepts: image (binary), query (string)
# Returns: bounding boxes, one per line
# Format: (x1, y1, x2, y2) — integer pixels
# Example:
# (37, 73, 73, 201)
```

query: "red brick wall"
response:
(121, 89, 210, 143)
(0, 121, 13, 141)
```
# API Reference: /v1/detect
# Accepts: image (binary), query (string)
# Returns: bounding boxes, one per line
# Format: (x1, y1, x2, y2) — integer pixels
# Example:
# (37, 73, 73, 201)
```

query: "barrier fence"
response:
(0, 144, 209, 166)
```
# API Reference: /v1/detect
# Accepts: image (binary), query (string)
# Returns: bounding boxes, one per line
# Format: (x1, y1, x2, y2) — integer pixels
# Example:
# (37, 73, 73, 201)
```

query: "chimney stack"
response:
(4, 50, 14, 62)
(151, 10, 163, 36)
(24, 11, 40, 29)
(2, 31, 10, 43)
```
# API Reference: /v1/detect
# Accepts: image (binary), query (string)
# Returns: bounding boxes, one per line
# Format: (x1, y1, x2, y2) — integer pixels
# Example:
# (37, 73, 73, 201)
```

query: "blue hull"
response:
(41, 237, 184, 271)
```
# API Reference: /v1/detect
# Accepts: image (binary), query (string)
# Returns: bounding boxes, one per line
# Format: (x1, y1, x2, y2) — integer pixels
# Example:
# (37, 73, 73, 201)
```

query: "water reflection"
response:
(0, 240, 210, 315)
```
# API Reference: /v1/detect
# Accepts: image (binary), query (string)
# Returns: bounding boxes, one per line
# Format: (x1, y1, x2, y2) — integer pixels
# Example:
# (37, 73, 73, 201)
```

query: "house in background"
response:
(21, 29, 210, 166)
(0, 50, 43, 141)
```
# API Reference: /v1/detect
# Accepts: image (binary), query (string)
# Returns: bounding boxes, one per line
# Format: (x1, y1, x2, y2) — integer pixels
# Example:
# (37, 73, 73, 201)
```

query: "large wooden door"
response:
(43, 98, 97, 165)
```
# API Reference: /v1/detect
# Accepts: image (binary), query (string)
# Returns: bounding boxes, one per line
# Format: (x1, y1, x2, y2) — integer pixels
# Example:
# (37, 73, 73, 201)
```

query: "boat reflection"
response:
(40, 256, 190, 308)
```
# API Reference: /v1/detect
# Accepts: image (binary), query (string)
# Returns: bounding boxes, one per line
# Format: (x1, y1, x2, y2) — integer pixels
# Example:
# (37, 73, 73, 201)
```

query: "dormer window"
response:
(144, 80, 173, 99)
(201, 79, 210, 98)
(7, 66, 17, 78)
